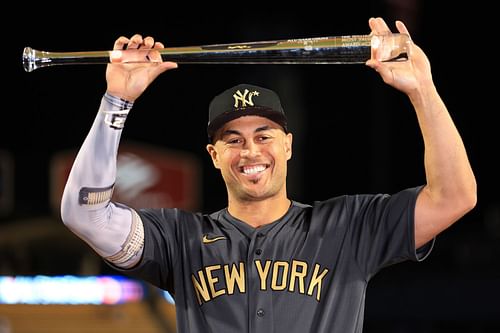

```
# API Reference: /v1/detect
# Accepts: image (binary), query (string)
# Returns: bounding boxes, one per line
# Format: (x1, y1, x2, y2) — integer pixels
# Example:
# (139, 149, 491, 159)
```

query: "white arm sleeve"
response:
(60, 94, 143, 268)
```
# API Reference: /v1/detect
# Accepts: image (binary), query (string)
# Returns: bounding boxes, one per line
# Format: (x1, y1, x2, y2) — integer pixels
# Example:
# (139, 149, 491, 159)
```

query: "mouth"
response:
(239, 164, 270, 176)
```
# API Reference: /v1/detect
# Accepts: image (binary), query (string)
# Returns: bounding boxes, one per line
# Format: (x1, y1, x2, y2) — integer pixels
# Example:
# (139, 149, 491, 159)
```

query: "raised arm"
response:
(60, 35, 177, 268)
(365, 17, 477, 248)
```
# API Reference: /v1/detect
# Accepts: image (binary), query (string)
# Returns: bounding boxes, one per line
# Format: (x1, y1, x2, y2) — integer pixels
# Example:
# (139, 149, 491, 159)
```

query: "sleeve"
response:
(108, 208, 180, 293)
(348, 186, 434, 277)
(60, 94, 145, 268)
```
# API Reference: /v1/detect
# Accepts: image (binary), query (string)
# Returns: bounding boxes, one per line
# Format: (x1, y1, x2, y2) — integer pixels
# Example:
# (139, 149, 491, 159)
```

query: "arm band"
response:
(60, 94, 144, 265)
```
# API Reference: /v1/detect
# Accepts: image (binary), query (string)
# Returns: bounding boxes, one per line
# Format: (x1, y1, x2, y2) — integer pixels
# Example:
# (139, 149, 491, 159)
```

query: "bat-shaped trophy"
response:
(22, 34, 410, 72)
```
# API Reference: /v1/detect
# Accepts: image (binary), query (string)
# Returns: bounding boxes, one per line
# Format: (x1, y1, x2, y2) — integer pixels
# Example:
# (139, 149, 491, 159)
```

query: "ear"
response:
(206, 144, 221, 169)
(284, 132, 293, 160)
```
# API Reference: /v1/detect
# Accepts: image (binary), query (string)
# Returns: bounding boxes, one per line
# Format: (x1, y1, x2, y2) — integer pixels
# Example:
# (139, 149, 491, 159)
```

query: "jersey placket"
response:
(247, 230, 274, 333)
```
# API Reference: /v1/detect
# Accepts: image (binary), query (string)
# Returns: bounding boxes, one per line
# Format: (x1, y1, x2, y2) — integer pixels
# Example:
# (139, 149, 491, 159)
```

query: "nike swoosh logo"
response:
(202, 235, 227, 244)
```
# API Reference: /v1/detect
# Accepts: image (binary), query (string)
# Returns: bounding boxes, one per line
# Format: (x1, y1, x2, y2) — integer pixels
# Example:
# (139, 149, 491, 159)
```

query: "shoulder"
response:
(136, 207, 213, 227)
(294, 187, 421, 220)
(314, 186, 423, 210)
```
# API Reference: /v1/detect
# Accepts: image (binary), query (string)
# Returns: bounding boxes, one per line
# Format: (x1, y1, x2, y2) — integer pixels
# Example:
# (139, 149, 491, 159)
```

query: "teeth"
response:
(242, 165, 266, 175)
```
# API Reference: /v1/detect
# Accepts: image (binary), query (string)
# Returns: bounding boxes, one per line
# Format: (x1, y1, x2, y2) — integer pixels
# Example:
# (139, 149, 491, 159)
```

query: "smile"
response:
(240, 164, 269, 175)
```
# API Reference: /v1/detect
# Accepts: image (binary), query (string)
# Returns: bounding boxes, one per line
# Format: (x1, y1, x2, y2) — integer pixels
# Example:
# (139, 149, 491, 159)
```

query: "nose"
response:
(240, 140, 261, 158)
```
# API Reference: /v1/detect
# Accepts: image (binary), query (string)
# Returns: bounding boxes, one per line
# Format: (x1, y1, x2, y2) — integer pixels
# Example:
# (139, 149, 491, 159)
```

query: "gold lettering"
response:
(191, 270, 210, 305)
(193, 260, 330, 304)
(255, 260, 272, 290)
(205, 265, 226, 299)
(228, 45, 250, 49)
(271, 261, 289, 291)
(224, 262, 246, 295)
(289, 260, 307, 293)
(233, 89, 259, 108)
(307, 264, 329, 302)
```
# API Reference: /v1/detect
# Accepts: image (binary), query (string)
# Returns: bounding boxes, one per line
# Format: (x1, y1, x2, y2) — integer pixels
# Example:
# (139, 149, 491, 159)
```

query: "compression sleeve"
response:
(60, 93, 144, 268)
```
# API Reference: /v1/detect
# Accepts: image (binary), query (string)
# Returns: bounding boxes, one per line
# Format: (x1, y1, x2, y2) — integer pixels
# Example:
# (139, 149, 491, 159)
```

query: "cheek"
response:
(219, 148, 239, 168)
(270, 147, 287, 165)
(276, 140, 291, 158)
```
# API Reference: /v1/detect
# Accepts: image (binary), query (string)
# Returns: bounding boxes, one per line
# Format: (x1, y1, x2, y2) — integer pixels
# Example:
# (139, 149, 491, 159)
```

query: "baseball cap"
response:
(207, 83, 288, 141)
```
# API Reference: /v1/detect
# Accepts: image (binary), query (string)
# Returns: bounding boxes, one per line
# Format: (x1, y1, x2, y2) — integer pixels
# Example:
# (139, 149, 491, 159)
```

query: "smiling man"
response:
(60, 17, 476, 333)
(206, 84, 293, 228)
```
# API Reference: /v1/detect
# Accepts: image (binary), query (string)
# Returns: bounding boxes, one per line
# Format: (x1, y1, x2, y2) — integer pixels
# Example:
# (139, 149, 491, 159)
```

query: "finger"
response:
(149, 62, 178, 80)
(371, 17, 391, 36)
(113, 36, 130, 50)
(366, 60, 394, 84)
(141, 36, 155, 49)
(148, 42, 165, 62)
(153, 42, 165, 49)
(365, 58, 378, 68)
(376, 17, 391, 32)
(368, 17, 377, 34)
(370, 35, 380, 60)
(160, 62, 178, 70)
(127, 34, 143, 49)
(395, 20, 411, 39)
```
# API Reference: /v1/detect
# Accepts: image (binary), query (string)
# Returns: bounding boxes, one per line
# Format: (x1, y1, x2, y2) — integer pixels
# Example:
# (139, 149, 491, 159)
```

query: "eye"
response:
(226, 137, 243, 145)
(257, 135, 272, 142)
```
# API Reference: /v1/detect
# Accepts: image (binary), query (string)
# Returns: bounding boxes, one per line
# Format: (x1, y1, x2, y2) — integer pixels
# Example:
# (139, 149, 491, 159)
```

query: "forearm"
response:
(411, 82, 477, 244)
(413, 84, 475, 199)
(60, 94, 144, 267)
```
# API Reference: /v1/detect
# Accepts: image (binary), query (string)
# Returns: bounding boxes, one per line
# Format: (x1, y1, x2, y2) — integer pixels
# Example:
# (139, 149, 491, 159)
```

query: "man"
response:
(60, 17, 476, 332)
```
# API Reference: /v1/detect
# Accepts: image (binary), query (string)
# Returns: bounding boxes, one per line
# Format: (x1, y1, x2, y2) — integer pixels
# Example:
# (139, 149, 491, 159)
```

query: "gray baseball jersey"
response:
(114, 185, 433, 333)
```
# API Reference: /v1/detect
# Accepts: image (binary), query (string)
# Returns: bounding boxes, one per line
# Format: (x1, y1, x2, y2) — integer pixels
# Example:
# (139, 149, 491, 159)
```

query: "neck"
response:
(227, 195, 291, 228)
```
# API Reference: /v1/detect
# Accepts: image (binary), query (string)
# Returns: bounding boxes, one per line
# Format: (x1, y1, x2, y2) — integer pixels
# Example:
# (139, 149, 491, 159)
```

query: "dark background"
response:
(2, 1, 499, 332)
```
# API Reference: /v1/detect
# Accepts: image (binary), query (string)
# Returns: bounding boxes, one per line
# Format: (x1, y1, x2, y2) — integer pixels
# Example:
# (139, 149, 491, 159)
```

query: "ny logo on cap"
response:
(233, 89, 260, 108)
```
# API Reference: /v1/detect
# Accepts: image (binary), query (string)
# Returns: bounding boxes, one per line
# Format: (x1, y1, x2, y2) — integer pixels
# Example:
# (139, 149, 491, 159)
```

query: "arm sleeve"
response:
(349, 186, 434, 277)
(60, 93, 144, 268)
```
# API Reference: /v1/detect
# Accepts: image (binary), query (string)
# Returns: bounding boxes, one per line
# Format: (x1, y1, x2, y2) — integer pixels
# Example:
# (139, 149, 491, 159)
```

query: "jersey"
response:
(112, 186, 434, 333)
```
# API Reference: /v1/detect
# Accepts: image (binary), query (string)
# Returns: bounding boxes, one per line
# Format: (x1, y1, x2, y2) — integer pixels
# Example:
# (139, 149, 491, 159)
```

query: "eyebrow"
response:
(220, 125, 273, 139)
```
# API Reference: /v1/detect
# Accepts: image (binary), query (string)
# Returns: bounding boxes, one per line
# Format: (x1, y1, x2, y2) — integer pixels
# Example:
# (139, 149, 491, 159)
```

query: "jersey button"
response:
(257, 309, 265, 317)
(255, 249, 262, 255)
(257, 232, 264, 237)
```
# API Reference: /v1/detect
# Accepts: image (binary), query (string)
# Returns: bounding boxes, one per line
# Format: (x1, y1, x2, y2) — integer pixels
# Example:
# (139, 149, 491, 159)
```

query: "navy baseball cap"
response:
(207, 83, 288, 141)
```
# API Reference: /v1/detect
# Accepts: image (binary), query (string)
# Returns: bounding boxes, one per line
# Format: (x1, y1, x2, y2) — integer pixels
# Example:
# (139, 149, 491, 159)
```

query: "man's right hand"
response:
(106, 34, 178, 102)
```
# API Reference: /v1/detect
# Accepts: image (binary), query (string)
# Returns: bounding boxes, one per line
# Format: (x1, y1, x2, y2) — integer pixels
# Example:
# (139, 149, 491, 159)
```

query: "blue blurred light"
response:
(0, 275, 144, 304)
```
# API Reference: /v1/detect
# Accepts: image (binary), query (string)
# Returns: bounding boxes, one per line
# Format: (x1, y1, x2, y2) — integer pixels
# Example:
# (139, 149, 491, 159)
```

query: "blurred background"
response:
(1, 1, 498, 332)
